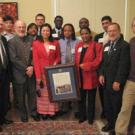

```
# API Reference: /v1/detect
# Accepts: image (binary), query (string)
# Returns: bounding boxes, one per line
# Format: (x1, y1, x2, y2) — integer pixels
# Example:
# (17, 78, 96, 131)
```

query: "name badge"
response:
(104, 46, 109, 52)
(78, 47, 82, 52)
(49, 45, 56, 50)
(52, 33, 58, 38)
(98, 38, 104, 43)
(71, 49, 75, 54)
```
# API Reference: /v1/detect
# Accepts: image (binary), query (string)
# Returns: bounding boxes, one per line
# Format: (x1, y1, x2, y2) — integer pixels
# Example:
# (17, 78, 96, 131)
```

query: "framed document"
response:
(45, 64, 80, 102)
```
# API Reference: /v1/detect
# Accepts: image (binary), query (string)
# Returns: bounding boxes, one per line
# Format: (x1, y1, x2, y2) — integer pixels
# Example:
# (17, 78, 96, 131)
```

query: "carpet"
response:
(0, 121, 99, 135)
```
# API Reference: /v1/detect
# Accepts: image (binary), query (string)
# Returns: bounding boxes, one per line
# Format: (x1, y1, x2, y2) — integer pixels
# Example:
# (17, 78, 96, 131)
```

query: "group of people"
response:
(0, 13, 135, 135)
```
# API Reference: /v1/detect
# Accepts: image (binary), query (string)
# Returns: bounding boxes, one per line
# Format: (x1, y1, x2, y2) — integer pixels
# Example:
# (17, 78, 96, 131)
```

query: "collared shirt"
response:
(2, 31, 15, 41)
(54, 28, 62, 34)
(59, 38, 80, 64)
(99, 32, 109, 46)
(108, 37, 120, 55)
(52, 28, 62, 39)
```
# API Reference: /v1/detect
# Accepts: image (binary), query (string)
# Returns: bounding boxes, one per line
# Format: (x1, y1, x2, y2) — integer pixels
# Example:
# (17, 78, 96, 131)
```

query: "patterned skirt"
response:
(37, 78, 59, 115)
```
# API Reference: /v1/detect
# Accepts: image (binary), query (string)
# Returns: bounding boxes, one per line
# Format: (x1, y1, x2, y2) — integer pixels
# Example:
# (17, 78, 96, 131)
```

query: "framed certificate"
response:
(45, 64, 80, 102)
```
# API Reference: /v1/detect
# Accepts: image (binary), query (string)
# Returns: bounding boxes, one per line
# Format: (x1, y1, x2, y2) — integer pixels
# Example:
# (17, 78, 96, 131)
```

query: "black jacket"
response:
(94, 32, 104, 42)
(99, 37, 130, 86)
(0, 35, 10, 75)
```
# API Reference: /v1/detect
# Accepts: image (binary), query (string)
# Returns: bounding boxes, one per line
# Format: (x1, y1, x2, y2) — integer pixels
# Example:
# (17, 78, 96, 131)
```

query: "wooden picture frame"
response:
(0, 2, 18, 22)
(45, 64, 80, 102)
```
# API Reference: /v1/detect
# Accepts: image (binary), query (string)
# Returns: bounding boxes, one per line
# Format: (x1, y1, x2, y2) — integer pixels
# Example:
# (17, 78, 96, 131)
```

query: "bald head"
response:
(14, 20, 26, 37)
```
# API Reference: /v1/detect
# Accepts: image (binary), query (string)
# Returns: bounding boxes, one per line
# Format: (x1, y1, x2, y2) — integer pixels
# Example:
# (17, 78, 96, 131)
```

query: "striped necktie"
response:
(108, 42, 114, 55)
(66, 40, 72, 63)
(0, 40, 8, 69)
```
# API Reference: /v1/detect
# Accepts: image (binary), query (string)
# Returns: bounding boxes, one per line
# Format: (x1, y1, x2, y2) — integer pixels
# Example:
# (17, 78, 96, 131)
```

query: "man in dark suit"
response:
(35, 13, 45, 36)
(94, 16, 112, 119)
(8, 20, 39, 122)
(52, 15, 63, 40)
(99, 23, 130, 134)
(94, 16, 112, 45)
(0, 17, 13, 132)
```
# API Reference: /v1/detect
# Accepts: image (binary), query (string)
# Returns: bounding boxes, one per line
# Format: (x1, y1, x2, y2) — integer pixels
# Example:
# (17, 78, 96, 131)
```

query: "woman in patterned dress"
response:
(33, 23, 60, 120)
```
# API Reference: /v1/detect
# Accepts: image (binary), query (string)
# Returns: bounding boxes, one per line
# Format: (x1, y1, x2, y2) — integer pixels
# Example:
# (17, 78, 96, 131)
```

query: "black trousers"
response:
(98, 85, 105, 115)
(14, 76, 37, 119)
(104, 85, 123, 127)
(0, 70, 10, 125)
(79, 88, 96, 122)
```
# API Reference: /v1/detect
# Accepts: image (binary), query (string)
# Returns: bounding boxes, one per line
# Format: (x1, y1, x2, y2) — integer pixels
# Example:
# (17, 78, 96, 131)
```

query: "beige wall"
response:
(1, 0, 135, 40)
(1, 0, 52, 25)
(54, 0, 127, 38)
(126, 0, 135, 41)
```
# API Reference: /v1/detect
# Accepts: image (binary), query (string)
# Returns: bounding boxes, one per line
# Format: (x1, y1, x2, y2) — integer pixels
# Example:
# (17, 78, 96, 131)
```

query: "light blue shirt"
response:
(59, 38, 80, 64)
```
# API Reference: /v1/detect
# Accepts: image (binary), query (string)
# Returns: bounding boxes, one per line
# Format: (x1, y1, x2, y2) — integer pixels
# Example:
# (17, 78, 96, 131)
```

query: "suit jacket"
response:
(94, 32, 104, 42)
(32, 40, 61, 80)
(0, 35, 10, 75)
(75, 41, 103, 89)
(52, 28, 63, 40)
(99, 37, 130, 87)
(8, 35, 33, 84)
(0, 35, 10, 122)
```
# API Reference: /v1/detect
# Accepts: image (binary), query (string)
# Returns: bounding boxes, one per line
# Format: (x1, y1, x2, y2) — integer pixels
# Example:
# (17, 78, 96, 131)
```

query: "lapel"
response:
(15, 35, 33, 65)
(15, 35, 32, 55)
(39, 41, 55, 59)
(14, 35, 26, 50)
(83, 41, 94, 62)
(77, 43, 83, 63)
(39, 41, 49, 59)
(77, 41, 94, 63)
(105, 38, 122, 65)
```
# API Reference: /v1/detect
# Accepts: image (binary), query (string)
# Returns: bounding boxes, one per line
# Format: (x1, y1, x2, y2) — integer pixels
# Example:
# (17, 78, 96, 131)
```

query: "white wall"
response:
(1, 0, 134, 40)
(1, 0, 52, 25)
(54, 0, 126, 35)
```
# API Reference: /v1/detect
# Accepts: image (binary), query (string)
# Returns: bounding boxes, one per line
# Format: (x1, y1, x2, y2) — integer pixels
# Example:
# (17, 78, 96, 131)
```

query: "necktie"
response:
(0, 40, 8, 69)
(108, 42, 114, 55)
(66, 40, 72, 63)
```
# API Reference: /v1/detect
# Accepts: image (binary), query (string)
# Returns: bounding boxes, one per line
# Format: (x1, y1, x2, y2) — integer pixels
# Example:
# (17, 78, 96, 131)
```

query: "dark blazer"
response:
(94, 32, 104, 42)
(52, 28, 63, 40)
(0, 35, 10, 75)
(8, 35, 33, 84)
(0, 35, 10, 123)
(99, 37, 130, 87)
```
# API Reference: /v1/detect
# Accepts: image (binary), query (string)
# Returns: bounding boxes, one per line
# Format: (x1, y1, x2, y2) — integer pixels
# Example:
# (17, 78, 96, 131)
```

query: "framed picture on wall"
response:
(0, 2, 18, 22)
(45, 64, 80, 102)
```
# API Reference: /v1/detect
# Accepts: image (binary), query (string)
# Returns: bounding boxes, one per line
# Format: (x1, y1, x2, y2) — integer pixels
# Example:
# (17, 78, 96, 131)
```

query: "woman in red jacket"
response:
(33, 23, 61, 120)
(75, 27, 103, 124)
